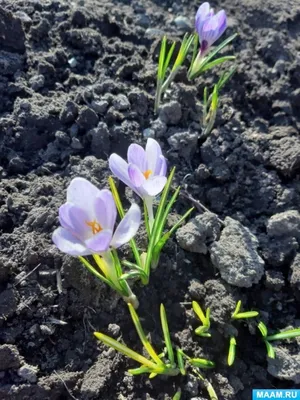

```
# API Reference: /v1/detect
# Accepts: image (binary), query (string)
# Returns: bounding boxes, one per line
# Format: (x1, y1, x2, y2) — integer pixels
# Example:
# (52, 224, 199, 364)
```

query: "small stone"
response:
(265, 270, 285, 291)
(107, 324, 120, 337)
(90, 122, 110, 157)
(40, 324, 55, 336)
(267, 210, 300, 240)
(174, 16, 193, 31)
(135, 14, 150, 28)
(77, 106, 99, 131)
(68, 57, 77, 68)
(18, 364, 38, 383)
(143, 128, 155, 138)
(15, 11, 32, 24)
(151, 118, 167, 137)
(71, 137, 83, 150)
(145, 28, 165, 38)
(159, 101, 182, 125)
(29, 74, 45, 91)
(268, 347, 300, 384)
(210, 217, 265, 287)
(90, 100, 109, 114)
(55, 130, 70, 146)
(0, 345, 22, 371)
(60, 101, 78, 124)
(113, 94, 130, 111)
(290, 253, 300, 292)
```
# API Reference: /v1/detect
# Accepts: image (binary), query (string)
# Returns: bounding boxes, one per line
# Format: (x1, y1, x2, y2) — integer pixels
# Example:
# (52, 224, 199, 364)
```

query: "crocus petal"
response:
(195, 2, 211, 33)
(156, 155, 167, 177)
(145, 138, 162, 175)
(84, 230, 113, 253)
(109, 153, 133, 189)
(127, 143, 147, 171)
(66, 178, 100, 215)
(110, 204, 141, 248)
(128, 163, 146, 187)
(94, 190, 117, 231)
(59, 203, 90, 240)
(142, 176, 167, 197)
(202, 10, 227, 48)
(52, 227, 91, 256)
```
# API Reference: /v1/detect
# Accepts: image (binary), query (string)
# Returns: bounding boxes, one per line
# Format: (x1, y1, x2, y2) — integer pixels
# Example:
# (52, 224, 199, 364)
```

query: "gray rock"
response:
(143, 128, 155, 138)
(0, 288, 17, 318)
(267, 210, 300, 240)
(60, 101, 78, 124)
(113, 94, 130, 111)
(71, 137, 83, 150)
(90, 100, 109, 114)
(18, 364, 38, 383)
(145, 28, 165, 39)
(269, 136, 300, 176)
(259, 234, 298, 267)
(265, 270, 285, 291)
(177, 212, 222, 254)
(90, 122, 110, 157)
(29, 74, 45, 91)
(159, 101, 182, 125)
(151, 118, 167, 137)
(174, 16, 193, 31)
(0, 345, 22, 370)
(135, 14, 150, 28)
(210, 217, 265, 287)
(268, 346, 300, 383)
(168, 131, 198, 160)
(77, 106, 99, 131)
(290, 253, 300, 292)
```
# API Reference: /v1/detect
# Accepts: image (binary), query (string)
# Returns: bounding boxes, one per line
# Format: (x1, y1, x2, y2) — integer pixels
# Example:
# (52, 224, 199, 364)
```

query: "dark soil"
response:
(1, 0, 300, 399)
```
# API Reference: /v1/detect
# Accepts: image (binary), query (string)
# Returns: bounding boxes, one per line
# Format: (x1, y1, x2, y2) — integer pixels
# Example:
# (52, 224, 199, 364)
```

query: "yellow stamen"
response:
(86, 220, 102, 235)
(143, 169, 152, 180)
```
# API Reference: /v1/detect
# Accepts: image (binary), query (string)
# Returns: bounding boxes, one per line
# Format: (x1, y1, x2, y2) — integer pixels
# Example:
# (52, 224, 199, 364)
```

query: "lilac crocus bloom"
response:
(108, 138, 167, 199)
(52, 177, 141, 256)
(195, 2, 227, 56)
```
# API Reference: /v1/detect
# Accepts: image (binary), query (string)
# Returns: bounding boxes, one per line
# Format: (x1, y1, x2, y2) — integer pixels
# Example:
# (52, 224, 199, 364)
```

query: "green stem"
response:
(144, 196, 154, 233)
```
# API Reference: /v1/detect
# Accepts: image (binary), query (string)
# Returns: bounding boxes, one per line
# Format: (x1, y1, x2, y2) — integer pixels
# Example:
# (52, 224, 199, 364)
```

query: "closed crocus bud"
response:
(195, 2, 227, 57)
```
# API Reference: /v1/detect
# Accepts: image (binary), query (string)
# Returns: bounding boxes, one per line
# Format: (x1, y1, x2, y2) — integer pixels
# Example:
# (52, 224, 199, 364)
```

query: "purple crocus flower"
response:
(52, 177, 141, 256)
(108, 138, 167, 199)
(195, 2, 227, 56)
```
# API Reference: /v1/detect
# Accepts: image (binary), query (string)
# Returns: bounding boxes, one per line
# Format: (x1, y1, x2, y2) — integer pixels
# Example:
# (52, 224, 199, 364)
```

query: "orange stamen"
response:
(86, 220, 102, 235)
(143, 169, 152, 180)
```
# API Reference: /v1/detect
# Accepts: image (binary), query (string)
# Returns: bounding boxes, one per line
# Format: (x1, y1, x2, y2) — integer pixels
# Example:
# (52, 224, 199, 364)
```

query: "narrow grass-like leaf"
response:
(172, 33, 194, 72)
(94, 332, 160, 370)
(128, 366, 153, 375)
(190, 358, 215, 369)
(202, 33, 237, 67)
(199, 56, 235, 74)
(176, 348, 186, 375)
(143, 167, 176, 280)
(109, 177, 142, 269)
(257, 322, 268, 338)
(111, 249, 128, 292)
(193, 301, 207, 325)
(120, 270, 147, 281)
(163, 41, 176, 78)
(233, 311, 259, 320)
(231, 300, 242, 318)
(143, 200, 150, 239)
(265, 341, 276, 359)
(206, 382, 219, 400)
(217, 66, 237, 92)
(188, 33, 199, 75)
(149, 372, 158, 379)
(227, 337, 236, 366)
(128, 304, 163, 365)
(173, 389, 182, 400)
(160, 304, 175, 365)
(266, 329, 300, 342)
(158, 36, 167, 81)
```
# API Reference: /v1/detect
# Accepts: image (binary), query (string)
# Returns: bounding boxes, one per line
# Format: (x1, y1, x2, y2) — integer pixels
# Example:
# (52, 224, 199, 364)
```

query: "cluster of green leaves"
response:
(95, 303, 217, 399)
(155, 32, 237, 135)
(110, 168, 194, 286)
(258, 322, 300, 359)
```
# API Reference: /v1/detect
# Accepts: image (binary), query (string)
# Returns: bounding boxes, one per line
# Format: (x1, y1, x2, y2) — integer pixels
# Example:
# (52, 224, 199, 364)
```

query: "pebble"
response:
(145, 28, 165, 38)
(77, 106, 99, 130)
(29, 74, 45, 91)
(143, 128, 155, 138)
(71, 137, 83, 150)
(113, 94, 130, 111)
(68, 57, 77, 68)
(159, 101, 182, 125)
(90, 100, 109, 114)
(108, 323, 121, 337)
(174, 16, 193, 31)
(18, 364, 38, 383)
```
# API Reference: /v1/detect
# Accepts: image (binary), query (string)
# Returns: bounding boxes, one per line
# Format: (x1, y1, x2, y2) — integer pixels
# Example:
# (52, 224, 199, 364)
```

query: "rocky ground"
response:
(0, 0, 300, 399)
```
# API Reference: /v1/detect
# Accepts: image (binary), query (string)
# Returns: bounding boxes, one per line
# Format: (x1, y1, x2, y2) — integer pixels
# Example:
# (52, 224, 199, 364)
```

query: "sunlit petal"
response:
(52, 227, 91, 256)
(111, 204, 141, 248)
